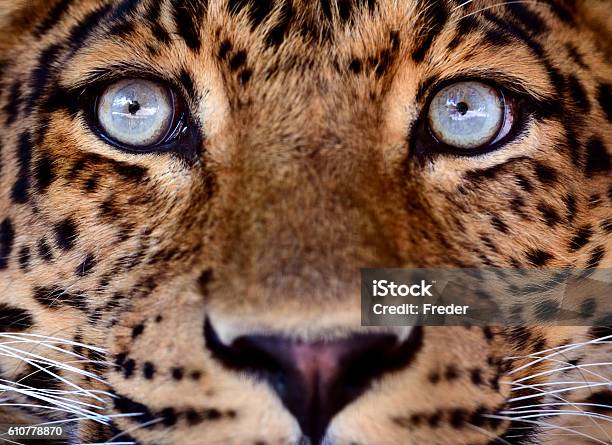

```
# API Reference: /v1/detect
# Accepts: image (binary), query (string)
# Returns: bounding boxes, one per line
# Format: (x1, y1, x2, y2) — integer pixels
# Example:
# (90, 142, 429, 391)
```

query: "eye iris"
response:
(97, 79, 175, 148)
(428, 81, 504, 150)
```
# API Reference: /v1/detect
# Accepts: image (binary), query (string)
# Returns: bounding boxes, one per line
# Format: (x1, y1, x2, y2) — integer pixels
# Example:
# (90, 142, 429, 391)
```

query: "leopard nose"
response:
(204, 320, 422, 443)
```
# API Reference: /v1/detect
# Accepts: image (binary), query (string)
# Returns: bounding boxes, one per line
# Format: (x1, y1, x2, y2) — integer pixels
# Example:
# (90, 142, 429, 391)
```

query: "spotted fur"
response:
(0, 0, 610, 444)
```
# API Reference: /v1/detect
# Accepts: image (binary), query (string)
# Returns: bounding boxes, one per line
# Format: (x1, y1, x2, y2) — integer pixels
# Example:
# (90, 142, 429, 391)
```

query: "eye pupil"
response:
(456, 101, 468, 115)
(128, 100, 141, 115)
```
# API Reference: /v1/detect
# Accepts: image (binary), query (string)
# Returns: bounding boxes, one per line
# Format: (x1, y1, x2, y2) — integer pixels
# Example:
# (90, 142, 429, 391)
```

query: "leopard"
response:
(0, 0, 610, 444)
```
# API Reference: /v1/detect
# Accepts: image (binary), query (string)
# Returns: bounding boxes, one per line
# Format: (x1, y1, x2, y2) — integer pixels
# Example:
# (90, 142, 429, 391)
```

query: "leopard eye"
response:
(96, 78, 180, 149)
(427, 81, 505, 150)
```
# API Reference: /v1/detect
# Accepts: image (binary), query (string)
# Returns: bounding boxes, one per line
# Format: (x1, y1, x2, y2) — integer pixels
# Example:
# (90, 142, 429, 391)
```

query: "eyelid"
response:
(418, 71, 553, 110)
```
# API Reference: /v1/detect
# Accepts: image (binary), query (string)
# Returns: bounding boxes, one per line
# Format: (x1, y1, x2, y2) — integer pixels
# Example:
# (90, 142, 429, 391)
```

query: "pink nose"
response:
(204, 320, 423, 443)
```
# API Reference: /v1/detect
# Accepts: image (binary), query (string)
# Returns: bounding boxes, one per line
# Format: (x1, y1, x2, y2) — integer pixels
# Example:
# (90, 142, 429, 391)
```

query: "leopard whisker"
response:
(0, 345, 108, 386)
(508, 380, 609, 388)
(483, 414, 609, 445)
(507, 335, 612, 375)
(0, 334, 106, 354)
(500, 409, 612, 423)
(508, 381, 611, 402)
(0, 350, 107, 406)
(513, 361, 612, 384)
(511, 401, 612, 411)
(0, 381, 107, 410)
(505, 378, 611, 441)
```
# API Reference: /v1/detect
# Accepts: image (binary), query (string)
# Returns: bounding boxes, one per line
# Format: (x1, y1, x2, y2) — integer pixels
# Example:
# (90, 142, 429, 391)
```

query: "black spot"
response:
(534, 163, 557, 185)
(65, 4, 113, 53)
(537, 202, 560, 227)
(218, 39, 232, 59)
(449, 408, 468, 428)
(37, 238, 53, 262)
(11, 132, 33, 204)
(584, 137, 610, 176)
(515, 174, 533, 192)
(143, 362, 156, 379)
(447, 15, 479, 51)
(428, 371, 440, 384)
(427, 412, 441, 427)
(55, 218, 78, 251)
(412, 0, 448, 63)
(526, 249, 553, 266)
(34, 154, 55, 193)
(76, 253, 96, 276)
(19, 365, 62, 391)
(239, 69, 252, 85)
(179, 69, 197, 100)
(490, 215, 508, 233)
(506, 2, 547, 35)
(186, 409, 203, 425)
(145, 2, 171, 44)
(122, 359, 136, 378)
(349, 58, 362, 74)
(18, 246, 30, 271)
(113, 392, 155, 423)
(586, 245, 605, 269)
(508, 326, 531, 349)
(508, 196, 528, 221)
(566, 75, 590, 113)
(569, 225, 593, 252)
(482, 326, 494, 341)
(171, 0, 207, 51)
(563, 194, 577, 224)
(132, 324, 145, 339)
(84, 174, 99, 193)
(265, 0, 293, 47)
(26, 43, 63, 113)
(444, 365, 459, 381)
(112, 160, 147, 183)
(0, 304, 34, 332)
(0, 218, 15, 270)
(581, 391, 612, 413)
(565, 43, 588, 69)
(579, 298, 596, 319)
(229, 50, 247, 71)
(171, 367, 184, 380)
(465, 156, 530, 183)
(470, 368, 483, 385)
(601, 218, 612, 234)
(589, 193, 602, 208)
(596, 83, 612, 121)
(534, 299, 559, 321)
(160, 407, 177, 426)
(34, 0, 75, 37)
(33, 286, 87, 311)
(589, 318, 612, 340)
(4, 80, 22, 126)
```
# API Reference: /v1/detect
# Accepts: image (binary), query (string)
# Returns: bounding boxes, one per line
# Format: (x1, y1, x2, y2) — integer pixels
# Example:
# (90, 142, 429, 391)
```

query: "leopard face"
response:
(0, 1, 610, 444)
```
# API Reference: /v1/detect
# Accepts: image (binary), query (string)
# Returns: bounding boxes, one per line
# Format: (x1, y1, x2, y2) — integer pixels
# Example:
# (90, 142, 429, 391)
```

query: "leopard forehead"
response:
(0, 1, 610, 445)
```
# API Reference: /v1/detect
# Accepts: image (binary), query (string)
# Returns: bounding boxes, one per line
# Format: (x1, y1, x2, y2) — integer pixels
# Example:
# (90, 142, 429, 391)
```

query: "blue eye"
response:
(96, 79, 179, 148)
(428, 81, 505, 149)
